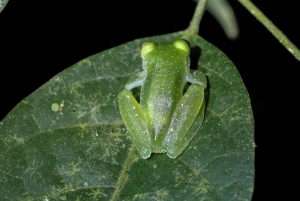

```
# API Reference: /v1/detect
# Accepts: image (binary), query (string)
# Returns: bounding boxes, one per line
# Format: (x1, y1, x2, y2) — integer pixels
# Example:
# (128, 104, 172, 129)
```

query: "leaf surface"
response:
(0, 32, 254, 200)
(0, 0, 9, 13)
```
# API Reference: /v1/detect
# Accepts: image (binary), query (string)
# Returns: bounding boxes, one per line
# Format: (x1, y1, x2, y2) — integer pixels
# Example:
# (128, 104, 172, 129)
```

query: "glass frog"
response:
(118, 39, 207, 159)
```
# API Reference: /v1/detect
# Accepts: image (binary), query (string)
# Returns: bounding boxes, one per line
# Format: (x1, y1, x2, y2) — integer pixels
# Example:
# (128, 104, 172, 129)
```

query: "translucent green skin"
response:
(118, 40, 207, 159)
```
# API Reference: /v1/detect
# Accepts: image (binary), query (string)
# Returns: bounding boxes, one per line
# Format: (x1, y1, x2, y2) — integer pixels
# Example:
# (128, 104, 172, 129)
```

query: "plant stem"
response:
(238, 0, 300, 61)
(184, 0, 209, 38)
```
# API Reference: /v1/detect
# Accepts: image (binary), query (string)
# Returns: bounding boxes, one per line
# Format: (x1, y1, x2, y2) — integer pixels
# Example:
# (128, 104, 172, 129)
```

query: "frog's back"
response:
(140, 59, 187, 108)
(139, 42, 190, 149)
(140, 41, 190, 101)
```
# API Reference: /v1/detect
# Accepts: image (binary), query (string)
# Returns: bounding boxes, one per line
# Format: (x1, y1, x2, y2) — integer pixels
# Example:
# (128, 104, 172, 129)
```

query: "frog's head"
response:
(141, 39, 190, 57)
(140, 39, 191, 70)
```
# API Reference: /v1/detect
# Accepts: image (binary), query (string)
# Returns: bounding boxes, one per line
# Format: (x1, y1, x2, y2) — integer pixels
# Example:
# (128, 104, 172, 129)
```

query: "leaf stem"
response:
(184, 0, 209, 38)
(238, 0, 300, 61)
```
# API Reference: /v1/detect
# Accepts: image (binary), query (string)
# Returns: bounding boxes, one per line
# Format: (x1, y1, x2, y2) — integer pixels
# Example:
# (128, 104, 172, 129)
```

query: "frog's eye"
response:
(173, 39, 190, 54)
(180, 39, 190, 47)
(141, 42, 156, 56)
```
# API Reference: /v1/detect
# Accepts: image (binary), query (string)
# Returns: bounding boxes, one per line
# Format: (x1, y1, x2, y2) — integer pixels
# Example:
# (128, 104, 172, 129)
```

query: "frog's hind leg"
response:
(118, 90, 151, 159)
(180, 98, 205, 152)
(162, 84, 205, 158)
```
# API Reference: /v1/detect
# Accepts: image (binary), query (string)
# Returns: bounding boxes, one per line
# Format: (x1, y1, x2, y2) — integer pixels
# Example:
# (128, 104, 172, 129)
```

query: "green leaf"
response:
(0, 0, 9, 13)
(0, 32, 254, 200)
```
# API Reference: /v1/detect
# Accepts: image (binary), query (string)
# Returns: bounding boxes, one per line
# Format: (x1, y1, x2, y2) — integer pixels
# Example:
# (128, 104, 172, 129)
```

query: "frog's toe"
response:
(135, 144, 151, 159)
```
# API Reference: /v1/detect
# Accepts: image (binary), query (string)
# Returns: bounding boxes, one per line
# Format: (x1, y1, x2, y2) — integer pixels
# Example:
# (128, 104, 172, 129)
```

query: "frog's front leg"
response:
(118, 72, 152, 159)
(163, 71, 207, 158)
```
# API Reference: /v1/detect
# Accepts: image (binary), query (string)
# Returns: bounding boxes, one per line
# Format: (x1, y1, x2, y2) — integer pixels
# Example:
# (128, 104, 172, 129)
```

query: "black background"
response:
(1, 0, 299, 200)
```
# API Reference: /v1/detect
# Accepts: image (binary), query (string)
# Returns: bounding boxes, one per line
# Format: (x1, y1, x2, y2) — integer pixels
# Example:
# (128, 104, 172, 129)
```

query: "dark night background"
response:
(0, 0, 298, 200)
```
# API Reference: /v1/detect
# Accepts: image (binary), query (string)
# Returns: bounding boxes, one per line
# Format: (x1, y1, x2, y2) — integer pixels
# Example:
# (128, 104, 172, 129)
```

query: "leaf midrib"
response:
(111, 144, 135, 201)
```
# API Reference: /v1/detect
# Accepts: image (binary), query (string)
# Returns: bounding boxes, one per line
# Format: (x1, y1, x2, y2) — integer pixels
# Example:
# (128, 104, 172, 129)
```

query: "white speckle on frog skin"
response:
(51, 103, 59, 112)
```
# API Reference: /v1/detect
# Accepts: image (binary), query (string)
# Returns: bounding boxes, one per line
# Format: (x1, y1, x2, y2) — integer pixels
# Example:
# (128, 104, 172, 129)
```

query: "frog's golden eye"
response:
(141, 41, 156, 56)
(181, 39, 190, 47)
(141, 42, 147, 49)
(173, 39, 190, 54)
